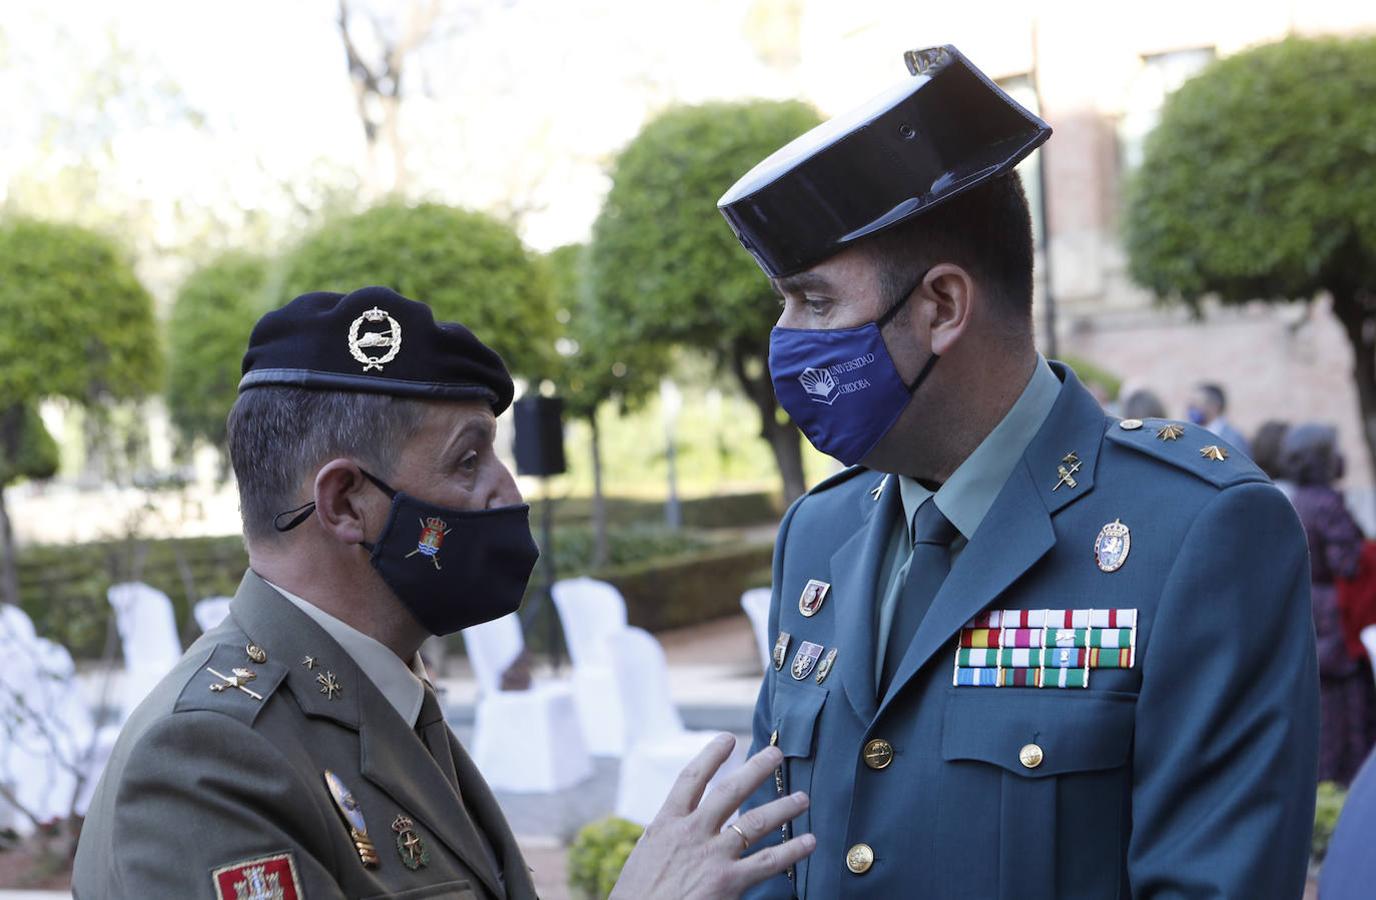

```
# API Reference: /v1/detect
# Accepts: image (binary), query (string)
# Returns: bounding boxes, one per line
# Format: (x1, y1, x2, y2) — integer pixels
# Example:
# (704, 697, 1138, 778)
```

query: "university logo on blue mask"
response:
(770, 289, 937, 466)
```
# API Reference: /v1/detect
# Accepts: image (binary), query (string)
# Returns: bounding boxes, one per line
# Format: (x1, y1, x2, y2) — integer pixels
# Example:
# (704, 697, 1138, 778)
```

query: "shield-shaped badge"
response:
(791, 641, 824, 680)
(814, 648, 838, 684)
(1094, 519, 1131, 573)
(772, 632, 791, 671)
(798, 579, 831, 617)
(404, 517, 451, 570)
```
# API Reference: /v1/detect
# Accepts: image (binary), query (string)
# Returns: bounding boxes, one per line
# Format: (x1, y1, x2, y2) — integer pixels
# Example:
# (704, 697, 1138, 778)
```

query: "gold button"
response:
(1119, 418, 1143, 431)
(846, 843, 874, 874)
(1019, 743, 1044, 769)
(862, 738, 894, 770)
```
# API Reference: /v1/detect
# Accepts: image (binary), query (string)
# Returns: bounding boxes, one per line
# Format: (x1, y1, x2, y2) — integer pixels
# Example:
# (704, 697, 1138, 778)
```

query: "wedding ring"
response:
(728, 823, 750, 851)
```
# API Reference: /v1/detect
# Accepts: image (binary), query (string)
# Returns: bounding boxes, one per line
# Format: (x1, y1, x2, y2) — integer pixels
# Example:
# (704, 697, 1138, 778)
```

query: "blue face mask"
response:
(770, 277, 938, 466)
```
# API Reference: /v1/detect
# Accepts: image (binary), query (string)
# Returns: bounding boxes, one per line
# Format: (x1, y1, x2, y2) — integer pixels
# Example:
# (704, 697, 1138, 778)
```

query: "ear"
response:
(313, 459, 375, 545)
(921, 263, 975, 356)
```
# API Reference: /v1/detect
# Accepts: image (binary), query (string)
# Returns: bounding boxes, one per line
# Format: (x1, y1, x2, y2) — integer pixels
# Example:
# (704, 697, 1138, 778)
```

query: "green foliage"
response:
(167, 251, 269, 455)
(0, 218, 161, 404)
(589, 100, 821, 355)
(567, 817, 643, 900)
(1125, 37, 1376, 305)
(278, 202, 556, 377)
(1060, 355, 1122, 400)
(543, 243, 658, 420)
(602, 541, 775, 633)
(1313, 780, 1348, 863)
(0, 405, 59, 487)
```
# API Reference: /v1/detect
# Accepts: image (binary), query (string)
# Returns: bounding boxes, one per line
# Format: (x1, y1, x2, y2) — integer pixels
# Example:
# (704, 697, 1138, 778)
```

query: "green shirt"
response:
(874, 355, 1062, 686)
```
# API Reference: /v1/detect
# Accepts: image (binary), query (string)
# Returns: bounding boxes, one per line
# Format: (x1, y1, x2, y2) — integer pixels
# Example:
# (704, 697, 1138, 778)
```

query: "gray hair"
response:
(227, 387, 430, 542)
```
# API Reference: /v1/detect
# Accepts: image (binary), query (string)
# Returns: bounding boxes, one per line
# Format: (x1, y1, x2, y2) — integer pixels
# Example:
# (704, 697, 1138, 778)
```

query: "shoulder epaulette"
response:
(805, 465, 871, 497)
(1104, 418, 1268, 489)
(173, 643, 288, 726)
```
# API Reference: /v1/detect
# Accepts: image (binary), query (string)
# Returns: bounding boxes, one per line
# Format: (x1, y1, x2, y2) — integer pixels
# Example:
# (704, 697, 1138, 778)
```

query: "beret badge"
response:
(347, 306, 402, 372)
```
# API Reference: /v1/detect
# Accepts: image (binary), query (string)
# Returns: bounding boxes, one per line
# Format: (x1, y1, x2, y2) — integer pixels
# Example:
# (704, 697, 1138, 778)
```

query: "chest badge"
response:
(392, 815, 431, 870)
(772, 631, 792, 671)
(814, 647, 838, 684)
(347, 306, 402, 372)
(798, 579, 831, 617)
(791, 641, 824, 680)
(324, 770, 379, 868)
(1094, 519, 1132, 573)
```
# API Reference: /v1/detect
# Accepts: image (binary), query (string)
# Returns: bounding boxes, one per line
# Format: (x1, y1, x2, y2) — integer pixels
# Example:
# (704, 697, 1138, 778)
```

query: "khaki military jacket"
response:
(74, 570, 537, 900)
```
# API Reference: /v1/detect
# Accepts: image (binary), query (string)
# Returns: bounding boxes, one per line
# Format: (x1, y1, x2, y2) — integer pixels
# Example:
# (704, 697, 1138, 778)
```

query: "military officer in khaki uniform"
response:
(73, 286, 814, 899)
(718, 47, 1318, 898)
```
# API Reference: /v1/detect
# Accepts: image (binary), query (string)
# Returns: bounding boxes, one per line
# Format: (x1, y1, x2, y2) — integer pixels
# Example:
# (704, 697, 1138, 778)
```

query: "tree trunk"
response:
(728, 342, 807, 504)
(588, 410, 608, 569)
(0, 488, 19, 608)
(1330, 287, 1376, 504)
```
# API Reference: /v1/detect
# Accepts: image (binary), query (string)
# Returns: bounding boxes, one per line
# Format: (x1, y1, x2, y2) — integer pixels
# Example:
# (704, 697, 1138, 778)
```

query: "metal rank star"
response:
(302, 655, 318, 670)
(1053, 453, 1082, 492)
(317, 671, 343, 700)
(207, 666, 264, 701)
(1200, 444, 1229, 462)
(1156, 423, 1185, 441)
(392, 815, 430, 870)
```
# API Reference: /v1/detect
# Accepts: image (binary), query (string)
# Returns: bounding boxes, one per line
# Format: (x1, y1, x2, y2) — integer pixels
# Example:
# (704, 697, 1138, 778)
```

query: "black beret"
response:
(718, 45, 1052, 278)
(239, 286, 515, 414)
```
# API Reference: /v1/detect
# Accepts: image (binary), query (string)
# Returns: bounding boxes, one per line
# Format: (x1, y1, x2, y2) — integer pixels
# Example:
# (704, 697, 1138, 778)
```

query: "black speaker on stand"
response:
(512, 395, 567, 670)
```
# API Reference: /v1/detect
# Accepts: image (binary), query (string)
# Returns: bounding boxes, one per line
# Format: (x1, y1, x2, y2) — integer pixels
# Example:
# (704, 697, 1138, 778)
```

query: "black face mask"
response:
(275, 470, 539, 636)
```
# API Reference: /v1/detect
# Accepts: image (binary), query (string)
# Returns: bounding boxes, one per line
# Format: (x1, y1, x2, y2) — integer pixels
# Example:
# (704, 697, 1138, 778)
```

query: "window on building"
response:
(1118, 46, 1216, 172)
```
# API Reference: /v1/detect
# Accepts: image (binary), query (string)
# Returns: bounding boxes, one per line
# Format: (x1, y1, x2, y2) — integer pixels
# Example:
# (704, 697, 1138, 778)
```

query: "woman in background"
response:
(1284, 424, 1376, 785)
(1251, 420, 1294, 500)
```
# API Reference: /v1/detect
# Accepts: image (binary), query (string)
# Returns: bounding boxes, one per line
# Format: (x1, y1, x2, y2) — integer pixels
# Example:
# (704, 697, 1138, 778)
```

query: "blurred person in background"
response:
(1188, 382, 1251, 457)
(1119, 388, 1167, 422)
(1252, 420, 1294, 500)
(1284, 423, 1376, 785)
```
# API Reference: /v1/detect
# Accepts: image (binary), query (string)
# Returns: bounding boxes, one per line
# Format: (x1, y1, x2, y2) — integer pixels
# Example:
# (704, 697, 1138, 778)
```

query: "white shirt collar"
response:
(264, 579, 428, 727)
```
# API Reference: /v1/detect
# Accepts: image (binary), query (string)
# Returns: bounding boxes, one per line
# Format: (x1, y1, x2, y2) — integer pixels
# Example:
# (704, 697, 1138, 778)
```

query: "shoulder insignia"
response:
(175, 643, 288, 725)
(212, 851, 303, 900)
(1105, 419, 1266, 489)
(805, 465, 870, 497)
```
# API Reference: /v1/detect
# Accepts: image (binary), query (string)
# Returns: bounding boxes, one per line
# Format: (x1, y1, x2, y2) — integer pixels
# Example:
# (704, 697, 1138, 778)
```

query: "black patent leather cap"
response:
(717, 45, 1051, 278)
(239, 286, 515, 413)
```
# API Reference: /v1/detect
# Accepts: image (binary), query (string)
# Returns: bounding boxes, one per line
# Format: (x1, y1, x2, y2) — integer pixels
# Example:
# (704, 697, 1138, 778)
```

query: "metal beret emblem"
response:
(347, 306, 402, 372)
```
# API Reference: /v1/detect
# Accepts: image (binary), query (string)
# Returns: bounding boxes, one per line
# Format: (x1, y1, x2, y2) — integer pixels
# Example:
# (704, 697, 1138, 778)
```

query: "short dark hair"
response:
(861, 172, 1035, 325)
(1197, 383, 1227, 413)
(1251, 420, 1291, 481)
(227, 387, 429, 542)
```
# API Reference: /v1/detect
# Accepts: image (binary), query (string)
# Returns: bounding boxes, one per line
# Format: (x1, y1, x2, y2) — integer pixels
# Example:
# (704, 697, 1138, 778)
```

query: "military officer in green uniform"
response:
(718, 46, 1319, 898)
(73, 286, 814, 899)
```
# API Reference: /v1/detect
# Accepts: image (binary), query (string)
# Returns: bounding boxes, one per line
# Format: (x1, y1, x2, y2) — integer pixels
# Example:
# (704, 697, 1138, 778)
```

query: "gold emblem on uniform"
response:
(1019, 743, 1044, 769)
(346, 306, 402, 372)
(1053, 452, 1081, 491)
(815, 647, 838, 684)
(317, 671, 342, 700)
(1094, 519, 1131, 573)
(846, 842, 875, 874)
(207, 666, 263, 701)
(798, 579, 831, 617)
(772, 632, 791, 671)
(1156, 423, 1185, 441)
(324, 770, 379, 868)
(245, 643, 267, 664)
(392, 814, 430, 870)
(1200, 444, 1228, 462)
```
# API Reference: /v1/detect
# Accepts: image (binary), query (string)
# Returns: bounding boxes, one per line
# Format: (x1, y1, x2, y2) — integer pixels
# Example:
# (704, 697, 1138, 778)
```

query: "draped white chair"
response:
(107, 583, 183, 720)
(740, 587, 773, 674)
(550, 577, 628, 755)
(608, 627, 747, 825)
(193, 596, 233, 634)
(1362, 625, 1376, 690)
(0, 604, 115, 834)
(460, 612, 592, 793)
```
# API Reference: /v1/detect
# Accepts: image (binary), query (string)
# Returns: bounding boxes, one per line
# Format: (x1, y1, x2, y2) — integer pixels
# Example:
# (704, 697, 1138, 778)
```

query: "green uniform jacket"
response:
(73, 571, 537, 900)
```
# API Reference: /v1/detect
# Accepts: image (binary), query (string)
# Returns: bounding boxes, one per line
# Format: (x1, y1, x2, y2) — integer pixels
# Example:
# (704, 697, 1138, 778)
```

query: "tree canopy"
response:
(587, 99, 822, 500)
(166, 250, 269, 456)
(1124, 36, 1376, 306)
(278, 202, 556, 377)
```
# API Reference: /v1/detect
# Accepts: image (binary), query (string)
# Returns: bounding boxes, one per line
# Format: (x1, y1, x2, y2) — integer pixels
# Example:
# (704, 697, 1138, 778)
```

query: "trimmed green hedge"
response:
(602, 542, 774, 633)
(530, 491, 779, 530)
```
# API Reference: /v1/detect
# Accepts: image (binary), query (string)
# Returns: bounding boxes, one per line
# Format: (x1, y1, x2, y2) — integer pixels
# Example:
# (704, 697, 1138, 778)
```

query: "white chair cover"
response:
(0, 605, 112, 834)
(107, 582, 183, 719)
(551, 577, 629, 755)
(740, 588, 772, 674)
(460, 613, 592, 793)
(608, 627, 746, 825)
(193, 596, 233, 634)
(1362, 625, 1376, 690)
